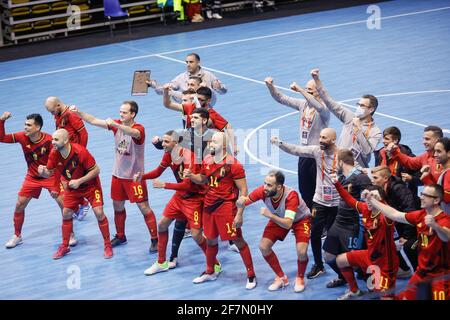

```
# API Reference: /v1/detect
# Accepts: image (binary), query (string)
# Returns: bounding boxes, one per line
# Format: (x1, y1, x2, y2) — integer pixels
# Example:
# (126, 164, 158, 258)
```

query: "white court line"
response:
(244, 90, 450, 174)
(1, 5, 450, 82)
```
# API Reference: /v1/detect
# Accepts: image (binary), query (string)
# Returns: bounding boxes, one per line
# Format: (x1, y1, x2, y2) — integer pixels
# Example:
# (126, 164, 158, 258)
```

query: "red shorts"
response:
(398, 270, 449, 300)
(347, 249, 397, 297)
(163, 194, 203, 229)
(111, 176, 148, 203)
(263, 217, 311, 244)
(202, 200, 242, 241)
(64, 184, 104, 212)
(18, 175, 59, 199)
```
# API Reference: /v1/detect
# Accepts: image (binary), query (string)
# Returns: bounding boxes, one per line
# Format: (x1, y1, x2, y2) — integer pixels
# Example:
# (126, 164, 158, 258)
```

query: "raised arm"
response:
(163, 84, 183, 112)
(70, 106, 108, 129)
(270, 136, 316, 158)
(264, 77, 303, 110)
(425, 215, 450, 242)
(0, 112, 15, 143)
(388, 143, 424, 171)
(366, 194, 410, 225)
(105, 118, 141, 139)
(290, 82, 330, 121)
(311, 69, 354, 123)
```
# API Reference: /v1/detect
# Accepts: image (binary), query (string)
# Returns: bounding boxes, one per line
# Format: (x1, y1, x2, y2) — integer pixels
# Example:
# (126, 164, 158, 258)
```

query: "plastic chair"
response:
(103, 0, 131, 37)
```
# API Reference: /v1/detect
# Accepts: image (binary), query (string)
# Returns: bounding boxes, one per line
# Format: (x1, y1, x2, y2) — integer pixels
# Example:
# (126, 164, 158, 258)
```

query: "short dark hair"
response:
(426, 184, 444, 201)
(436, 137, 450, 152)
(182, 89, 196, 95)
(383, 126, 401, 143)
(424, 126, 443, 138)
(26, 113, 43, 130)
(164, 130, 182, 143)
(192, 108, 210, 121)
(187, 53, 200, 61)
(364, 184, 387, 201)
(188, 76, 202, 84)
(124, 101, 139, 118)
(196, 86, 212, 99)
(362, 94, 378, 114)
(338, 149, 354, 166)
(267, 170, 285, 185)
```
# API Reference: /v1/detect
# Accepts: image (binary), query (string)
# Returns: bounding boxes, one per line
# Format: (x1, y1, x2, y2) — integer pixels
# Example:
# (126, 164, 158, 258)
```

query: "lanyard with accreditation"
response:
(321, 150, 337, 201)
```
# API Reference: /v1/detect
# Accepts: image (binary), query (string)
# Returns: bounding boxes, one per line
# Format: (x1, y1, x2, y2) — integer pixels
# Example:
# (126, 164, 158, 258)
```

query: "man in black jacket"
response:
(371, 166, 418, 277)
(374, 126, 421, 208)
(323, 150, 372, 288)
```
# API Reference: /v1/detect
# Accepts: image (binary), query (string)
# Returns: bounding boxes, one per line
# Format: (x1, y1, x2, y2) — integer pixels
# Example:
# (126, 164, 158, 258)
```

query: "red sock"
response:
(114, 209, 126, 238)
(13, 211, 25, 237)
(62, 219, 73, 247)
(297, 257, 309, 278)
(263, 251, 284, 277)
(197, 236, 207, 255)
(157, 231, 168, 263)
(144, 210, 158, 239)
(341, 267, 359, 292)
(98, 216, 111, 246)
(206, 244, 219, 274)
(239, 243, 256, 277)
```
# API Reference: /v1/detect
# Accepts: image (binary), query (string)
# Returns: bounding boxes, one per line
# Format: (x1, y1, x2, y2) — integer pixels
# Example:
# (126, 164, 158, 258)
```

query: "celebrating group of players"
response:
(1, 53, 448, 300)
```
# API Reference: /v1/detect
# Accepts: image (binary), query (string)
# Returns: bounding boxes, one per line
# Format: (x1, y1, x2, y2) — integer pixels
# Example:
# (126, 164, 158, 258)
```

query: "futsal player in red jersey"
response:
(135, 131, 219, 275)
(38, 129, 113, 259)
(238, 170, 311, 292)
(45, 96, 90, 220)
(184, 132, 257, 289)
(70, 102, 158, 253)
(0, 112, 78, 248)
(333, 175, 399, 300)
(367, 184, 450, 300)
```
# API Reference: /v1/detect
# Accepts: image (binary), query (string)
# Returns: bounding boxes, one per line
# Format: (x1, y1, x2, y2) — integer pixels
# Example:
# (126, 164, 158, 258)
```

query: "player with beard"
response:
(271, 128, 340, 279)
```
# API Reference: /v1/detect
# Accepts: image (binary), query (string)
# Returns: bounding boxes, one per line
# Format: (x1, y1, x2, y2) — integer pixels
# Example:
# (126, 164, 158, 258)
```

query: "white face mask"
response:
(354, 106, 367, 119)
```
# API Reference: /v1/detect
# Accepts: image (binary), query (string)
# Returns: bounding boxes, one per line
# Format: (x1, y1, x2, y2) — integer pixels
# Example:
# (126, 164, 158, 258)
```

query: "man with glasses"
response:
(148, 53, 226, 106)
(367, 184, 449, 300)
(310, 69, 382, 168)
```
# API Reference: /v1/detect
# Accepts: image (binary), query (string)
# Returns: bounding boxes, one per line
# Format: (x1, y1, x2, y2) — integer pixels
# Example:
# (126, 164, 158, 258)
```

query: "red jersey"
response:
(143, 147, 204, 198)
(405, 209, 450, 274)
(54, 107, 88, 146)
(336, 182, 398, 272)
(0, 121, 53, 179)
(47, 143, 99, 190)
(201, 154, 245, 207)
(392, 148, 443, 185)
(247, 185, 299, 211)
(182, 103, 228, 131)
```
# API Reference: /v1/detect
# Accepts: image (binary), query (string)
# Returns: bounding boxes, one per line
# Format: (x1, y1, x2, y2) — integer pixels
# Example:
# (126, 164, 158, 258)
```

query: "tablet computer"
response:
(131, 70, 151, 96)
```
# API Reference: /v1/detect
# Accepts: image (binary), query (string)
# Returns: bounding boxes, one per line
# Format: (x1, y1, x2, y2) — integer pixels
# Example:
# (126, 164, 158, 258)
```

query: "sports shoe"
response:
(246, 276, 257, 290)
(69, 233, 78, 247)
(149, 238, 158, 253)
(228, 242, 239, 253)
(193, 271, 218, 284)
(104, 244, 113, 259)
(306, 264, 326, 279)
(144, 261, 169, 275)
(294, 277, 306, 292)
(268, 275, 289, 291)
(183, 229, 192, 238)
(212, 13, 222, 19)
(326, 278, 346, 288)
(53, 245, 70, 260)
(397, 267, 412, 279)
(337, 289, 364, 300)
(321, 230, 327, 240)
(206, 10, 212, 19)
(168, 257, 178, 269)
(5, 235, 22, 248)
(111, 234, 127, 247)
(76, 204, 90, 221)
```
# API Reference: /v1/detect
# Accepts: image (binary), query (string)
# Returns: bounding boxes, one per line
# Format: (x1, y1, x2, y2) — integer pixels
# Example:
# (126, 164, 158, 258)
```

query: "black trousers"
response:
(298, 157, 317, 210)
(311, 202, 338, 268)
